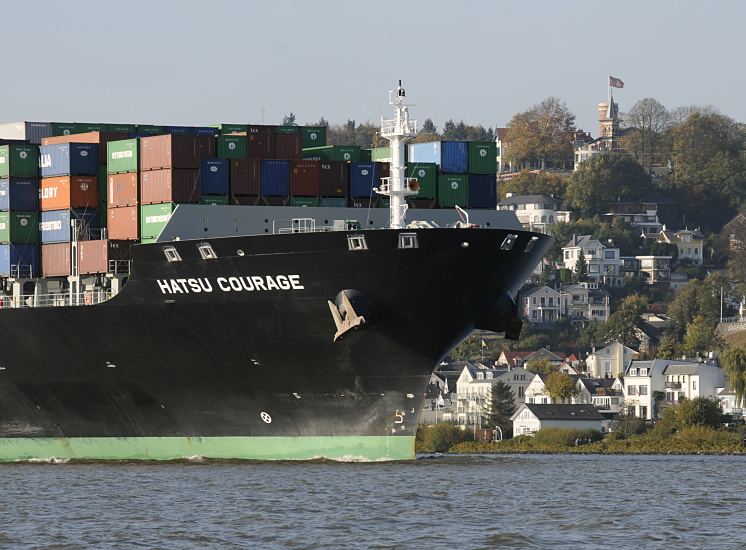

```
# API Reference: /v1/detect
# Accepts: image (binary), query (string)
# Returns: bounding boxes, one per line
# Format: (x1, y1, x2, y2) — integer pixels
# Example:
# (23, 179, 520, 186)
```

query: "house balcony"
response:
(665, 381, 682, 389)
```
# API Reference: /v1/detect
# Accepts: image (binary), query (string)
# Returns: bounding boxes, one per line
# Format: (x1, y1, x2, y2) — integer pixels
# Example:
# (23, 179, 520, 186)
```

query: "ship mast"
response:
(377, 80, 418, 229)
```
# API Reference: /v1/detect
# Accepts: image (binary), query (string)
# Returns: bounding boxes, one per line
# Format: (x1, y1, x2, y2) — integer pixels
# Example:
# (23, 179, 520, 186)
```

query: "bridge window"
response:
(524, 236, 539, 252)
(500, 234, 518, 251)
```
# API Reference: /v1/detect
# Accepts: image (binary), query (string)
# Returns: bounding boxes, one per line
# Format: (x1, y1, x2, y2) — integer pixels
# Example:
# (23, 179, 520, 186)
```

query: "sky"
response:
(2, 0, 745, 135)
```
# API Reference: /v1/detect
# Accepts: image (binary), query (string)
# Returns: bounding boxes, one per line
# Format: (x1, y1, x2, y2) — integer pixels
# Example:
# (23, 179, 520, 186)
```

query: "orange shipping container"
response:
(108, 172, 139, 207)
(140, 169, 200, 204)
(40, 176, 98, 211)
(107, 206, 139, 240)
(41, 243, 71, 277)
(41, 131, 127, 164)
(78, 240, 133, 274)
(139, 134, 215, 171)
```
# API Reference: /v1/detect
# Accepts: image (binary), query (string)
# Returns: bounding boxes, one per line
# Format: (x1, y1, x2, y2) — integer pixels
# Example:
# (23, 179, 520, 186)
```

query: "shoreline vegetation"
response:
(416, 423, 746, 456)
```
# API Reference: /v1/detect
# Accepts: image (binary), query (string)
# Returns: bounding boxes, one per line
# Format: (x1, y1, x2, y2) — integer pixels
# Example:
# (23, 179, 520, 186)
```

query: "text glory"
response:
(157, 275, 305, 294)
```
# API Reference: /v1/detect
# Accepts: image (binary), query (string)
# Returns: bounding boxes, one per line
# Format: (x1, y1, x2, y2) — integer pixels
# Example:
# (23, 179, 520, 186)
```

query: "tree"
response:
(666, 279, 719, 339)
(504, 97, 576, 169)
(657, 334, 682, 359)
(574, 250, 588, 282)
(721, 347, 746, 408)
(525, 357, 555, 374)
(682, 314, 722, 357)
(498, 170, 568, 199)
(565, 154, 651, 218)
(674, 397, 723, 428)
(544, 371, 578, 403)
(621, 98, 669, 172)
(282, 112, 297, 126)
(486, 381, 515, 436)
(419, 118, 437, 135)
(354, 122, 379, 148)
(600, 295, 647, 348)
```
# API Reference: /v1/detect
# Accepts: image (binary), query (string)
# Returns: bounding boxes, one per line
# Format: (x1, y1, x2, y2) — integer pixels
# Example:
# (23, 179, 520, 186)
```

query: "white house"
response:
(511, 403, 605, 436)
(560, 283, 611, 323)
(585, 342, 639, 378)
(497, 194, 563, 234)
(522, 286, 560, 323)
(455, 364, 502, 428)
(716, 387, 744, 419)
(494, 366, 533, 407)
(575, 377, 625, 415)
(562, 235, 623, 287)
(624, 359, 725, 420)
(658, 227, 705, 265)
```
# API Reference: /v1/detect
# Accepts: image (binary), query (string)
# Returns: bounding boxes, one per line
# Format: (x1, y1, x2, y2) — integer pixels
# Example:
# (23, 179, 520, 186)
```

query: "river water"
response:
(1, 454, 744, 549)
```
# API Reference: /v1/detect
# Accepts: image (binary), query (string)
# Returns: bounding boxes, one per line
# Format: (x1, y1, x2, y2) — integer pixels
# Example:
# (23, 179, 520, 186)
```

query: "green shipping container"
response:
(50, 122, 77, 136)
(407, 162, 437, 200)
(275, 126, 300, 134)
(0, 211, 39, 244)
(438, 174, 469, 208)
(468, 141, 497, 174)
(289, 197, 319, 207)
(217, 135, 247, 159)
(107, 139, 139, 174)
(301, 127, 326, 148)
(302, 145, 360, 162)
(319, 197, 347, 208)
(136, 125, 166, 136)
(141, 203, 175, 240)
(360, 149, 372, 162)
(104, 123, 138, 133)
(220, 124, 248, 134)
(202, 195, 229, 205)
(0, 144, 39, 178)
(75, 123, 104, 133)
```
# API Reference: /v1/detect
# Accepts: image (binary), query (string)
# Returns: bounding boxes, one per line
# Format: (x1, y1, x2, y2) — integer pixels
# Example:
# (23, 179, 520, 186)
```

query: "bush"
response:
(532, 428, 603, 447)
(614, 415, 649, 437)
(416, 424, 472, 453)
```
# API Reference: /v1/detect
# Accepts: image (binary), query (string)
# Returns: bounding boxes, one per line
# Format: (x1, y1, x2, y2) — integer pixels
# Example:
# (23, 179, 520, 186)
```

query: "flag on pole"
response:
(481, 339, 488, 349)
(609, 76, 624, 89)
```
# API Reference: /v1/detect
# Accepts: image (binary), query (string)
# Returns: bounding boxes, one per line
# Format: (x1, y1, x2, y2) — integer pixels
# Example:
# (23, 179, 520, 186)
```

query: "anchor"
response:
(328, 290, 366, 341)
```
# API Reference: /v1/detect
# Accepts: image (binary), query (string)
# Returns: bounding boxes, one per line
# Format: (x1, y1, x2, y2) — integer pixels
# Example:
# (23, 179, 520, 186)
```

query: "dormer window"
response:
(163, 246, 182, 262)
(198, 242, 217, 260)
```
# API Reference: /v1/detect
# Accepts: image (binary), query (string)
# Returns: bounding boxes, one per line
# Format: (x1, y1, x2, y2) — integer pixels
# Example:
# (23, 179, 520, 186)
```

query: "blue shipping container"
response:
(166, 126, 192, 135)
(441, 141, 468, 173)
(0, 178, 39, 211)
(407, 141, 468, 173)
(201, 158, 230, 195)
(0, 244, 39, 277)
(349, 162, 381, 198)
(194, 127, 219, 136)
(468, 174, 497, 209)
(25, 122, 53, 145)
(39, 143, 100, 177)
(260, 160, 290, 197)
(40, 209, 97, 244)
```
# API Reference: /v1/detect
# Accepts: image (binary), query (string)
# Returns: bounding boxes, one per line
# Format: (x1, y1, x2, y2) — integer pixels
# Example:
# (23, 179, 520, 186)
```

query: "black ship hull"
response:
(0, 228, 551, 461)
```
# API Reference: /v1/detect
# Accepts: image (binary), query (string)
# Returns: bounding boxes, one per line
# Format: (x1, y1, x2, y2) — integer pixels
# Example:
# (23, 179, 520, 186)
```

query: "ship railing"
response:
(108, 260, 132, 275)
(273, 218, 332, 234)
(10, 264, 34, 279)
(0, 290, 113, 309)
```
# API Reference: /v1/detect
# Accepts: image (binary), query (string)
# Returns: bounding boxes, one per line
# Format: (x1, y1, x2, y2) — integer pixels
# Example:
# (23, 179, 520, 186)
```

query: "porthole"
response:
(237, 249, 245, 257)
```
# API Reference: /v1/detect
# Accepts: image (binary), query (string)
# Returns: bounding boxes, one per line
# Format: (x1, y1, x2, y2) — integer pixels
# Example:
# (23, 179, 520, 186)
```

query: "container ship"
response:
(0, 83, 552, 461)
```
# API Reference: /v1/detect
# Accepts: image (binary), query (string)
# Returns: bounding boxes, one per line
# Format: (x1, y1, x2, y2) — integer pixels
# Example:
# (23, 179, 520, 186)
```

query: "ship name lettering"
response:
(158, 275, 303, 295)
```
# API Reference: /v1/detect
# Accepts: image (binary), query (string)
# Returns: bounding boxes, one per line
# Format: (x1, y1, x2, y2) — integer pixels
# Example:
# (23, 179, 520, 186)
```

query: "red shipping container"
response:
(107, 206, 139, 240)
(41, 132, 127, 164)
(108, 172, 138, 207)
(41, 242, 71, 277)
(230, 195, 259, 205)
(140, 169, 201, 204)
(78, 239, 133, 274)
(40, 176, 98, 211)
(139, 134, 216, 171)
(272, 133, 301, 160)
(290, 160, 319, 197)
(247, 133, 274, 159)
(318, 160, 349, 197)
(230, 159, 261, 195)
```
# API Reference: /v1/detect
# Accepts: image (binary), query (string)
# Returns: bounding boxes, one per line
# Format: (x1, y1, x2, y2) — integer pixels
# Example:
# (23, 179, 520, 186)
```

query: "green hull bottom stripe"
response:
(0, 435, 415, 463)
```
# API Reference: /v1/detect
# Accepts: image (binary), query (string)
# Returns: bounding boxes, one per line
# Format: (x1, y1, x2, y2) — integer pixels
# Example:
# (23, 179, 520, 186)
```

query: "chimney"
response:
(505, 192, 513, 198)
